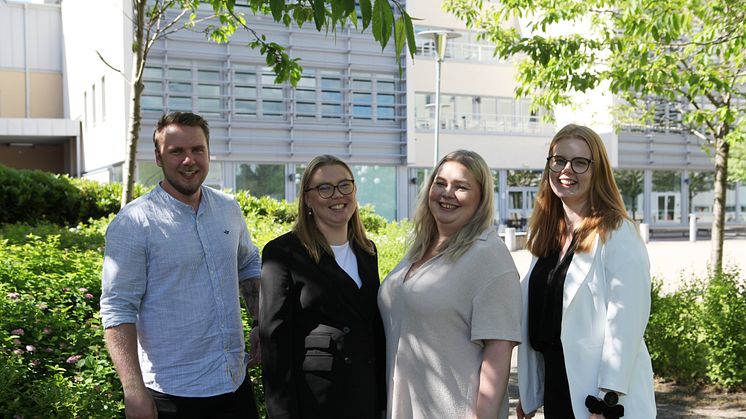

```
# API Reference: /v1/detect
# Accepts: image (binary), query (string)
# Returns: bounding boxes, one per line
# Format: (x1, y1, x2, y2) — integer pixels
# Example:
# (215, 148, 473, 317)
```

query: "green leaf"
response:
(394, 16, 406, 73)
(270, 0, 283, 21)
(359, 0, 372, 30)
(403, 11, 416, 57)
(313, 0, 325, 31)
(372, 0, 394, 50)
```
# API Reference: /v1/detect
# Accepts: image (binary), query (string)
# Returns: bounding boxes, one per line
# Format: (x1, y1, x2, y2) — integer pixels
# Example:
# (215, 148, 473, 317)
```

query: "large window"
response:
(352, 165, 397, 220)
(235, 163, 285, 200)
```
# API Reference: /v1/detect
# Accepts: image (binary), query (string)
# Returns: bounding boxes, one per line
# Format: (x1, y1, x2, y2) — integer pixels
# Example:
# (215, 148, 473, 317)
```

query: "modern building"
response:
(3, 0, 744, 228)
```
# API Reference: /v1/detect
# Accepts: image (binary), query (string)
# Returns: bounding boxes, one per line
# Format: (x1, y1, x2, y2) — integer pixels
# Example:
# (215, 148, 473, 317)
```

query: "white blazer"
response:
(518, 220, 657, 418)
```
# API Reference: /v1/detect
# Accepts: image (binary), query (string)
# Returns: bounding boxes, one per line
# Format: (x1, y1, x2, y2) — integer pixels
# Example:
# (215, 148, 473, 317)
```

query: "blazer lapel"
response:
(563, 234, 600, 311)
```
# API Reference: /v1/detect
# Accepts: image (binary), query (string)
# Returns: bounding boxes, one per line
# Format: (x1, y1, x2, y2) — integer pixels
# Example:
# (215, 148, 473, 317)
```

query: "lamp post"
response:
(417, 30, 461, 166)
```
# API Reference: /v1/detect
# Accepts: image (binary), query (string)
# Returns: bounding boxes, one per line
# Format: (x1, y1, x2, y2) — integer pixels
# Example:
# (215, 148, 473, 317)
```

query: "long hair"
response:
(294, 155, 375, 263)
(409, 150, 495, 262)
(527, 124, 629, 257)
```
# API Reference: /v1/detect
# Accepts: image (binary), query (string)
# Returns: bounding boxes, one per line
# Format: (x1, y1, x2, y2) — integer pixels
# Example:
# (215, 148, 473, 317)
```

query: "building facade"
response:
(4, 0, 744, 227)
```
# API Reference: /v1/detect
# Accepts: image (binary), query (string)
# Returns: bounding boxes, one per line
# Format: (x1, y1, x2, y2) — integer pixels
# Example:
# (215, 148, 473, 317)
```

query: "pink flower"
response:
(44, 347, 54, 353)
(7, 292, 19, 300)
(66, 354, 82, 364)
(78, 287, 88, 293)
(37, 303, 48, 310)
(10, 328, 24, 336)
(12, 339, 22, 346)
(62, 287, 70, 292)
(13, 348, 24, 356)
(25, 345, 35, 352)
(84, 293, 94, 300)
(43, 327, 53, 335)
(30, 359, 41, 367)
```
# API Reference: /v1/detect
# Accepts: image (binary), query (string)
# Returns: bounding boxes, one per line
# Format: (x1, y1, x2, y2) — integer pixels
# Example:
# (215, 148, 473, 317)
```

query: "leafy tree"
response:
(446, 0, 746, 272)
(614, 169, 643, 219)
(687, 171, 715, 213)
(103, 0, 416, 209)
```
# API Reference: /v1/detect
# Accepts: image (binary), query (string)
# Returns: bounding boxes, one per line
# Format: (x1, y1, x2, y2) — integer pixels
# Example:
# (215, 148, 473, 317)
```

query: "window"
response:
(261, 69, 285, 119)
(101, 76, 106, 121)
(234, 69, 257, 117)
(320, 71, 343, 119)
(235, 163, 285, 200)
(142, 66, 163, 111)
(168, 67, 192, 111)
(352, 165, 397, 220)
(295, 71, 317, 119)
(197, 69, 222, 116)
(92, 84, 97, 125)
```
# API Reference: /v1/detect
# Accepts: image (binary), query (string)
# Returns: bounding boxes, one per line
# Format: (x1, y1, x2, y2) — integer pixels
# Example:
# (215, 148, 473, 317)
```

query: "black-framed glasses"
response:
(305, 179, 355, 198)
(546, 156, 593, 174)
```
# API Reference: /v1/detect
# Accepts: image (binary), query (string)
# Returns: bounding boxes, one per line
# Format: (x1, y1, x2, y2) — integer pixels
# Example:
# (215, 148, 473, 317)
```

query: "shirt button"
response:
(342, 326, 351, 334)
(344, 356, 352, 365)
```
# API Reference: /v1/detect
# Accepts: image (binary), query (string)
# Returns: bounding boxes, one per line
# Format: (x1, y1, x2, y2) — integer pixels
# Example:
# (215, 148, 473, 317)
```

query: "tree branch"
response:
(96, 50, 130, 83)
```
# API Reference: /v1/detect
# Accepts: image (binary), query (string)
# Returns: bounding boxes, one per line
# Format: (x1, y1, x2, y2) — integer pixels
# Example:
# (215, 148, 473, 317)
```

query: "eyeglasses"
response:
(305, 179, 355, 199)
(546, 156, 593, 174)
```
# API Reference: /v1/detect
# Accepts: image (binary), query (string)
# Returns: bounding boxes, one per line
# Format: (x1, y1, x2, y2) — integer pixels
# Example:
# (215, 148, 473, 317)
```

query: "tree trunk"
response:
(710, 136, 729, 273)
(120, 0, 147, 208)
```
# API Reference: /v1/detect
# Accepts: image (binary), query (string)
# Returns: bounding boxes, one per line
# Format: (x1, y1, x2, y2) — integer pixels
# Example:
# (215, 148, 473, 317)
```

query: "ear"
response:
(154, 148, 163, 168)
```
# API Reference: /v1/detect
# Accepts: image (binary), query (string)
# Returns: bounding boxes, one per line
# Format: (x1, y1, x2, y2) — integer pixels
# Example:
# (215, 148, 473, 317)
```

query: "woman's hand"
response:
(516, 400, 535, 419)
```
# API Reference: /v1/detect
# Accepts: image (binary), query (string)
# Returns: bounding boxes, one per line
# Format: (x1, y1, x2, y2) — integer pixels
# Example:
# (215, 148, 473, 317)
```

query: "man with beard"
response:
(100, 112, 261, 419)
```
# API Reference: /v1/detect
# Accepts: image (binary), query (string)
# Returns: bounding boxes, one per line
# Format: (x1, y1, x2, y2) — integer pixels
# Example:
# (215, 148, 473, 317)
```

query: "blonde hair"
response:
(527, 124, 629, 257)
(294, 155, 375, 263)
(409, 150, 495, 262)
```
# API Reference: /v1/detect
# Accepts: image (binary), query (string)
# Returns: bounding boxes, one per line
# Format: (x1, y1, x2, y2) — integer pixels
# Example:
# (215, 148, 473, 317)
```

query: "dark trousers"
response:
(148, 373, 260, 419)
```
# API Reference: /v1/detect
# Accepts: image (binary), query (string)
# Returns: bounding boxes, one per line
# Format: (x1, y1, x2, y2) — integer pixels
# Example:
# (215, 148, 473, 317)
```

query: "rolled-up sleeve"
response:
(100, 212, 148, 329)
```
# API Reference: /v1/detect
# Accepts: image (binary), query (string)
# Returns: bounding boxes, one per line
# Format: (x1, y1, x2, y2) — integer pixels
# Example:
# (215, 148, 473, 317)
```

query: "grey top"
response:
(378, 227, 522, 419)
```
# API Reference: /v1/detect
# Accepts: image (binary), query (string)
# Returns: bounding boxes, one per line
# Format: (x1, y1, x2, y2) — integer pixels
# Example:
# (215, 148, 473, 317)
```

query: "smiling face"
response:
(428, 161, 482, 239)
(155, 123, 209, 207)
(548, 136, 593, 213)
(304, 164, 357, 236)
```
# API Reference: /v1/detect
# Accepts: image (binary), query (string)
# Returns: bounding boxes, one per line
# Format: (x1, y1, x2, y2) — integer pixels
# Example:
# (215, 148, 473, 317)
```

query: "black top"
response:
(528, 236, 577, 352)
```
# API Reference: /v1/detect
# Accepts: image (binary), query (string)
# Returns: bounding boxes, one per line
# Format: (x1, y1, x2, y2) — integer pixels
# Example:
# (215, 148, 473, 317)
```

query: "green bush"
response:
(645, 278, 707, 383)
(0, 165, 81, 225)
(646, 268, 746, 390)
(701, 269, 746, 388)
(0, 231, 120, 417)
(0, 165, 148, 226)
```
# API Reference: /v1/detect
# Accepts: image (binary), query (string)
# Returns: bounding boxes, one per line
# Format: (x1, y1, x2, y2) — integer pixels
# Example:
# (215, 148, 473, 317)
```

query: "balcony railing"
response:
(415, 112, 554, 135)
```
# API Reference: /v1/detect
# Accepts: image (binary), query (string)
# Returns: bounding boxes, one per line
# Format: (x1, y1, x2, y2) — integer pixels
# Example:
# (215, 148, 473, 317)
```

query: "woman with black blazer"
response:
(259, 154, 385, 419)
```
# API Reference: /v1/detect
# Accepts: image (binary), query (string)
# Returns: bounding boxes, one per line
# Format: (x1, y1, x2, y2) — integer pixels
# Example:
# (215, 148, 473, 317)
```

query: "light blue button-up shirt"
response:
(100, 184, 261, 397)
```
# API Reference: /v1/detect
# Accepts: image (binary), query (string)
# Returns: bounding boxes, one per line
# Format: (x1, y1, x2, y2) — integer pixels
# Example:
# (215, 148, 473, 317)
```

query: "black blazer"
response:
(259, 231, 385, 419)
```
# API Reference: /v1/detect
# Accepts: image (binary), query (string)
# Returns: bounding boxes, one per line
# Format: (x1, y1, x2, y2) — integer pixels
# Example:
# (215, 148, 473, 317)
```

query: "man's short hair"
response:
(152, 112, 210, 149)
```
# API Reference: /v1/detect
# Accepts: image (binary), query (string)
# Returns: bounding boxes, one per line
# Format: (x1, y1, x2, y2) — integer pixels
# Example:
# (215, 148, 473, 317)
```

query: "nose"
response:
(182, 152, 195, 165)
(560, 160, 573, 173)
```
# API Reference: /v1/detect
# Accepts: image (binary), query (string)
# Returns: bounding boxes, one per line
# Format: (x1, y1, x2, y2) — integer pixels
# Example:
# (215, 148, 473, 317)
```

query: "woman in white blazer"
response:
(517, 124, 656, 419)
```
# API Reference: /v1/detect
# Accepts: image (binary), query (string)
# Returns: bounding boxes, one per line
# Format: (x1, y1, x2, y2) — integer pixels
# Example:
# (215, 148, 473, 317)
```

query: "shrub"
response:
(700, 269, 746, 388)
(0, 165, 148, 226)
(0, 232, 120, 417)
(645, 277, 707, 383)
(646, 268, 746, 390)
(0, 165, 81, 225)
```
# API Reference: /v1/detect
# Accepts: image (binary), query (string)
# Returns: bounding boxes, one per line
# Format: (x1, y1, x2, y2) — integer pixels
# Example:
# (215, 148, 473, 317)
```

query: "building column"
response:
(498, 169, 508, 225)
(681, 170, 690, 225)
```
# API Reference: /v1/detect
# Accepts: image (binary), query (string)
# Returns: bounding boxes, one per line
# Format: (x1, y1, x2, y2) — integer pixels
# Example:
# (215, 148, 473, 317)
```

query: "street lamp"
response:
(417, 30, 461, 166)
